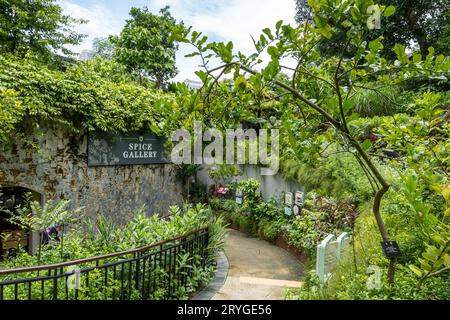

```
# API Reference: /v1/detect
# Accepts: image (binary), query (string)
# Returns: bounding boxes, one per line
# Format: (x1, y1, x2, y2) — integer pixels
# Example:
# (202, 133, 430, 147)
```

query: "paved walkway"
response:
(212, 228, 304, 300)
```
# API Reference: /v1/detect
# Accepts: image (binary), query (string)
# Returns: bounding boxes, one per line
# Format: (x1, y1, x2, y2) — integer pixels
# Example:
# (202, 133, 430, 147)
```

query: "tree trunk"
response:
(406, 7, 429, 57)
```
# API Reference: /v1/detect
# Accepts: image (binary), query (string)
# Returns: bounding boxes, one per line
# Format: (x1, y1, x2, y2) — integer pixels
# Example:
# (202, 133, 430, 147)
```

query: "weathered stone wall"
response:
(0, 123, 184, 223)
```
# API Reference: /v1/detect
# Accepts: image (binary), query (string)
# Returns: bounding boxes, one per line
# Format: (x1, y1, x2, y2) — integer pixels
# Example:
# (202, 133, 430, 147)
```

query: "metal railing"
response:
(0, 227, 209, 300)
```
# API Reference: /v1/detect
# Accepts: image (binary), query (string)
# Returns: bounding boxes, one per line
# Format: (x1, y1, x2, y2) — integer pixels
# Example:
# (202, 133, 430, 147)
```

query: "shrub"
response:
(0, 202, 226, 300)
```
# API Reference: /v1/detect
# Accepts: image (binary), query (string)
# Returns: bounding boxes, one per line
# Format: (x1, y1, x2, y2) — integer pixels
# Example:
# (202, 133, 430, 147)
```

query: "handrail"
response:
(0, 226, 208, 276)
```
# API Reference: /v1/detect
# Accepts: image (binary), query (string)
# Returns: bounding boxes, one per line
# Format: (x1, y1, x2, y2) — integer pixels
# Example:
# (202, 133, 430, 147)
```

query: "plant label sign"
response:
(285, 192, 293, 207)
(295, 191, 304, 206)
(88, 131, 170, 166)
(284, 192, 293, 216)
(284, 207, 292, 216)
(293, 204, 302, 216)
(235, 189, 243, 204)
(381, 240, 402, 259)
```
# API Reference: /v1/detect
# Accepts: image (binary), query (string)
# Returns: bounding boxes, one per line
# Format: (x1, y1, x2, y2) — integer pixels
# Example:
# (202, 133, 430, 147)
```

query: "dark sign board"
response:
(295, 191, 304, 206)
(88, 131, 170, 166)
(381, 240, 402, 259)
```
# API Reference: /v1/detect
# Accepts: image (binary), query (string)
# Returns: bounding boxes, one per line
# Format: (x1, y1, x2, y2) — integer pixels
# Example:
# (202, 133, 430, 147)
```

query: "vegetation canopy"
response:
(173, 0, 449, 291)
(0, 0, 449, 300)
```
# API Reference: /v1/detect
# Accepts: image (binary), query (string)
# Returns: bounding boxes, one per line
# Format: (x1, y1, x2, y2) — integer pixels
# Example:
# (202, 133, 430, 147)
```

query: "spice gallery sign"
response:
(87, 131, 170, 166)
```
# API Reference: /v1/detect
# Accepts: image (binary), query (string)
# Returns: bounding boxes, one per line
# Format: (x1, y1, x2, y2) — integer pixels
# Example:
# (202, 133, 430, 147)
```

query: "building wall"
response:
(196, 164, 304, 200)
(0, 123, 184, 224)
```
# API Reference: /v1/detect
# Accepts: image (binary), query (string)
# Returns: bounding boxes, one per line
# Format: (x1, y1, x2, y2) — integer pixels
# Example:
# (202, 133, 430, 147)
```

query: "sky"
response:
(58, 0, 297, 82)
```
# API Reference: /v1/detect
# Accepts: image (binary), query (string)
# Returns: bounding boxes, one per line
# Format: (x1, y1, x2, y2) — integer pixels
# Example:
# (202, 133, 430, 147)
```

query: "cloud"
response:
(59, 0, 297, 81)
(149, 0, 296, 52)
(58, 0, 124, 53)
(153, 0, 297, 81)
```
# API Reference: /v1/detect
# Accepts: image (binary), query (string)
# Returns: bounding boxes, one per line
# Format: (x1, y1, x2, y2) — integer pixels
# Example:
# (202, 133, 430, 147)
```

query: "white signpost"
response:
(316, 232, 349, 284)
(235, 189, 243, 204)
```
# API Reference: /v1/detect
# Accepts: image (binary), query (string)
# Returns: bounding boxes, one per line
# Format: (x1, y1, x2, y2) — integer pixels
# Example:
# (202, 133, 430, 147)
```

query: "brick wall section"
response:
(0, 124, 184, 223)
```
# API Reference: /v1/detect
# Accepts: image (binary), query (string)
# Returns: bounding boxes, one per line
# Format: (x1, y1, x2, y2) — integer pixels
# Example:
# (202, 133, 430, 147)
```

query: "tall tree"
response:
(0, 0, 85, 57)
(92, 37, 114, 60)
(111, 6, 182, 88)
(295, 0, 450, 57)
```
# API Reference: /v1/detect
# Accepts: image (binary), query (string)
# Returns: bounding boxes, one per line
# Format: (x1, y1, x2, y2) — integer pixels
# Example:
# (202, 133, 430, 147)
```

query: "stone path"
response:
(212, 228, 304, 300)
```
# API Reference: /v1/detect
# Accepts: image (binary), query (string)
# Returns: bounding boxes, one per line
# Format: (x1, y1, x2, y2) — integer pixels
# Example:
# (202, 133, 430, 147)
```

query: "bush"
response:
(286, 186, 450, 300)
(0, 55, 177, 142)
(350, 84, 411, 117)
(0, 203, 226, 300)
(212, 179, 356, 258)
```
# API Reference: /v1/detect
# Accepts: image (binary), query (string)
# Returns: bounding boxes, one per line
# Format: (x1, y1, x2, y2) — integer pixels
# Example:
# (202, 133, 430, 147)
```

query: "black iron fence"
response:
(0, 227, 209, 300)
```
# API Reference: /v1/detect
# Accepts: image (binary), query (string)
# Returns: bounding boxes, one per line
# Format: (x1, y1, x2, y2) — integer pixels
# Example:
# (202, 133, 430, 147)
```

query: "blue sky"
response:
(58, 0, 296, 81)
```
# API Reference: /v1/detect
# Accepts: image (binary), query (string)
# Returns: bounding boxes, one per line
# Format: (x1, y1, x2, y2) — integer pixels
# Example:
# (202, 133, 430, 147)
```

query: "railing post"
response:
(204, 228, 210, 266)
(53, 268, 58, 300)
(135, 256, 140, 295)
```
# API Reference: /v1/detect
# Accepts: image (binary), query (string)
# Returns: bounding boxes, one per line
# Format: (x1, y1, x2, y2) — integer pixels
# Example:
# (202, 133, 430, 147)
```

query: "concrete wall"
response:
(196, 164, 304, 200)
(0, 123, 184, 224)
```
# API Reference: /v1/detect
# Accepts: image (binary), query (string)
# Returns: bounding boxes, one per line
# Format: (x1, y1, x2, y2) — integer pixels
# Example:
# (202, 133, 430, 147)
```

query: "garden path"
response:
(212, 228, 304, 300)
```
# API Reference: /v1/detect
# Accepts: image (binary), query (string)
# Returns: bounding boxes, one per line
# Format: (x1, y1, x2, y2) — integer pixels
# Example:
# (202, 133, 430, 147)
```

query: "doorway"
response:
(0, 186, 42, 259)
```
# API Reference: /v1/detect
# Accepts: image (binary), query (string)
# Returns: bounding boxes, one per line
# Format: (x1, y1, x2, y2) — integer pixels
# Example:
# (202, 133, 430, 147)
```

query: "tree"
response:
(0, 0, 86, 57)
(111, 6, 182, 88)
(8, 198, 81, 265)
(92, 37, 115, 60)
(177, 0, 449, 284)
(295, 0, 450, 57)
(294, 0, 313, 24)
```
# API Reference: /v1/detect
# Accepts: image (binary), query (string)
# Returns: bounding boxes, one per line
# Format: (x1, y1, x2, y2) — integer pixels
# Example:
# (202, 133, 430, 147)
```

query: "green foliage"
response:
(407, 181, 450, 288)
(350, 84, 409, 116)
(283, 195, 358, 256)
(287, 196, 449, 300)
(78, 203, 225, 256)
(295, 0, 450, 58)
(0, 0, 86, 58)
(91, 37, 115, 60)
(282, 212, 319, 257)
(5, 197, 82, 263)
(174, 0, 450, 299)
(0, 0, 448, 301)
(281, 152, 373, 202)
(208, 164, 242, 186)
(8, 199, 80, 234)
(409, 224, 450, 288)
(284, 270, 322, 300)
(111, 6, 182, 88)
(212, 179, 356, 256)
(285, 169, 450, 299)
(237, 178, 261, 206)
(0, 203, 226, 300)
(0, 88, 23, 142)
(376, 91, 449, 176)
(175, 164, 202, 180)
(288, 263, 450, 300)
(0, 55, 177, 141)
(257, 216, 284, 242)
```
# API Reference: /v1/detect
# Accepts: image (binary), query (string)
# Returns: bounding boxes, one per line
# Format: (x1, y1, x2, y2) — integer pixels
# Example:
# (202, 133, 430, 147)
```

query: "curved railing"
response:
(0, 227, 209, 300)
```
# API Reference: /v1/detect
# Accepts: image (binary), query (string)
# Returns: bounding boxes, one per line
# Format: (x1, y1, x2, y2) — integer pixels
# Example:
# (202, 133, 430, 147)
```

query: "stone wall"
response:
(0, 123, 184, 223)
